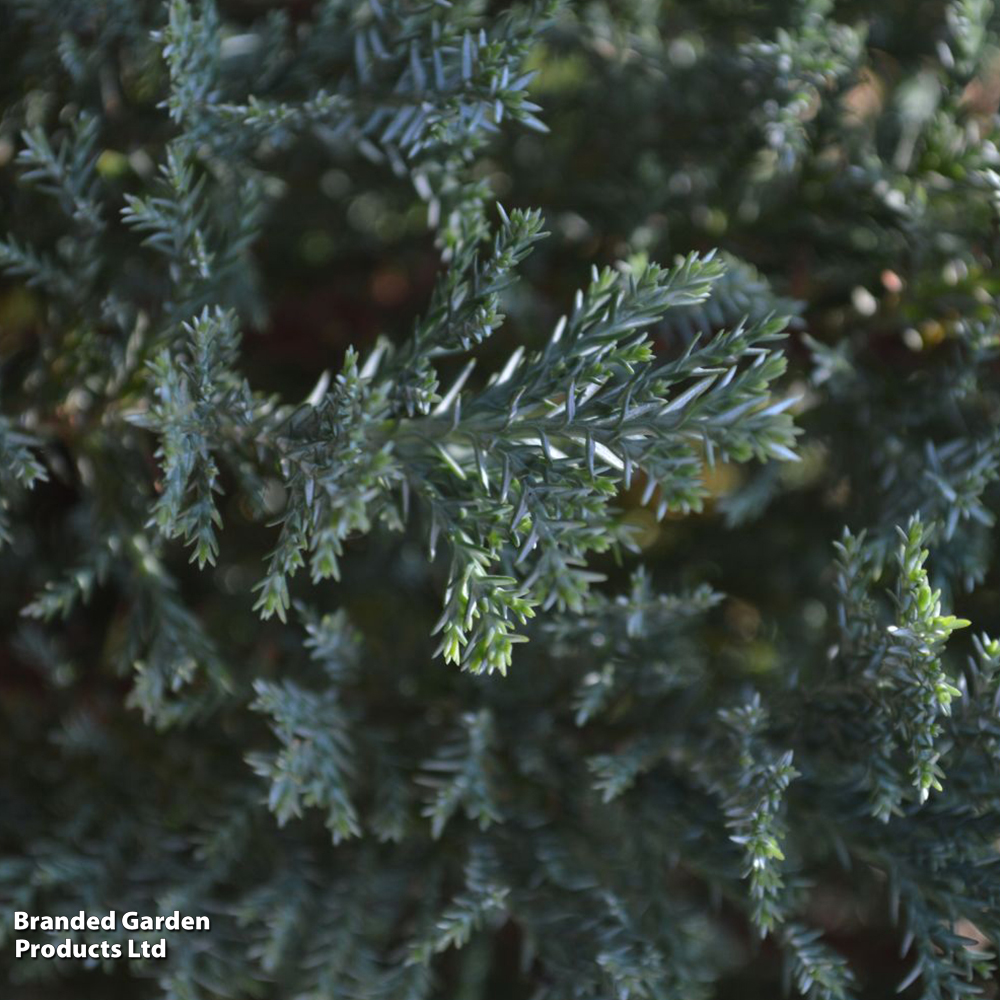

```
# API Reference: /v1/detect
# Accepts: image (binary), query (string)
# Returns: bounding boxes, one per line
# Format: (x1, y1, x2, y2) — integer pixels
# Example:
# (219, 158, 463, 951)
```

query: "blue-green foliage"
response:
(2, 1, 1000, 998)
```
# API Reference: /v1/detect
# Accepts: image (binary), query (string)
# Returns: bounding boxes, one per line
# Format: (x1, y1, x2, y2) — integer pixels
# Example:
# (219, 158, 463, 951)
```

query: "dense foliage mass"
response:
(2, 1, 1000, 997)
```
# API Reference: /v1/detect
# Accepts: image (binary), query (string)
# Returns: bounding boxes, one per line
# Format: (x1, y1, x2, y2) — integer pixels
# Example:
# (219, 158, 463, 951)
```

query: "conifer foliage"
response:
(2, 0, 1000, 997)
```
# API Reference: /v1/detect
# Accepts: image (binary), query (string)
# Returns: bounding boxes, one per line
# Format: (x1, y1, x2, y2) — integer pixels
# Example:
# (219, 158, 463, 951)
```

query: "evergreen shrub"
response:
(3, 1, 1000, 997)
